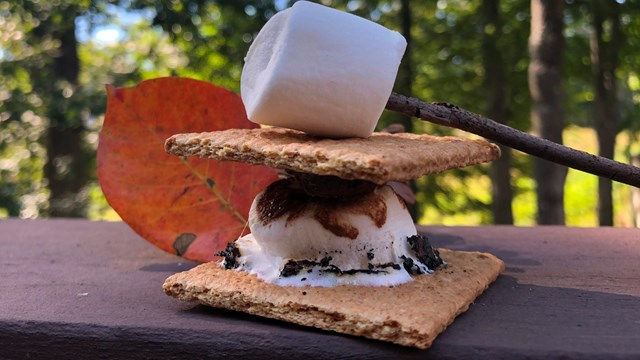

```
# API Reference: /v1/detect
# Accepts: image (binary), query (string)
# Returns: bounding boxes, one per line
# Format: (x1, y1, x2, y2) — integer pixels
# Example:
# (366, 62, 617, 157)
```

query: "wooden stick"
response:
(386, 92, 640, 188)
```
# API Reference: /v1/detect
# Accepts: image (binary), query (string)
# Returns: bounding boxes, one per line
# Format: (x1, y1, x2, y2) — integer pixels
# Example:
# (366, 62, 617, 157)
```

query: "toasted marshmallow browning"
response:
(240, 1, 406, 138)
(228, 185, 434, 287)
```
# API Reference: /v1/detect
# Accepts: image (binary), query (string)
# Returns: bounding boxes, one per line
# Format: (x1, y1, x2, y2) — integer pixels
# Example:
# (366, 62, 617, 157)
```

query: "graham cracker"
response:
(164, 128, 500, 184)
(163, 248, 504, 349)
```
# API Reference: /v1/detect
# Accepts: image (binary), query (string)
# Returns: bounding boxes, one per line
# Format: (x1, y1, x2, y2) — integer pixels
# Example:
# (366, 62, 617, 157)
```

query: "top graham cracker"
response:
(165, 128, 501, 185)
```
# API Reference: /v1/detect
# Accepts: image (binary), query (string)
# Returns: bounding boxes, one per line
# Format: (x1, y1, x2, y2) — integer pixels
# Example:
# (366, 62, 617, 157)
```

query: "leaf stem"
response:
(179, 158, 248, 224)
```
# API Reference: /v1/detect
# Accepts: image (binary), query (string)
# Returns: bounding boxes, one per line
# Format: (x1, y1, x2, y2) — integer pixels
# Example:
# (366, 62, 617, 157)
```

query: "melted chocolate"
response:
(312, 193, 387, 239)
(406, 234, 444, 272)
(395, 193, 408, 210)
(215, 242, 241, 269)
(280, 256, 332, 277)
(288, 171, 377, 199)
(279, 256, 401, 277)
(257, 177, 387, 239)
(401, 255, 418, 275)
(256, 179, 307, 225)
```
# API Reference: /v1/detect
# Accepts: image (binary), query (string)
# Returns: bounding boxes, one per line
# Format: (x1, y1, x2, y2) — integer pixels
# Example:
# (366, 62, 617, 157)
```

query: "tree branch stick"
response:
(386, 92, 640, 188)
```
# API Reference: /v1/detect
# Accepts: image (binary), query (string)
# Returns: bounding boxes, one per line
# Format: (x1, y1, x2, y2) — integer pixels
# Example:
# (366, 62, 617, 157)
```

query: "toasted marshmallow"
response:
(241, 1, 406, 138)
(228, 183, 435, 287)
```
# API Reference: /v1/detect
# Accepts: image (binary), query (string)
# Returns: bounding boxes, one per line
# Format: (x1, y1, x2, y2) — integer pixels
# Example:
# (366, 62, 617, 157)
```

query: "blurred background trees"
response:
(529, 0, 567, 225)
(1, 0, 639, 226)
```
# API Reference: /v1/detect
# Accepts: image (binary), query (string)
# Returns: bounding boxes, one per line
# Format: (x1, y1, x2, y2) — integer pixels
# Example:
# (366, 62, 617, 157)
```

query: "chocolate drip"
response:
(288, 171, 377, 199)
(312, 193, 386, 239)
(256, 179, 307, 225)
(257, 177, 387, 239)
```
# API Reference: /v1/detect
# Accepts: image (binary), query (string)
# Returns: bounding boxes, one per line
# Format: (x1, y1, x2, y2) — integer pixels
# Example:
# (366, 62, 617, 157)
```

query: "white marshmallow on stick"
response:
(241, 1, 407, 138)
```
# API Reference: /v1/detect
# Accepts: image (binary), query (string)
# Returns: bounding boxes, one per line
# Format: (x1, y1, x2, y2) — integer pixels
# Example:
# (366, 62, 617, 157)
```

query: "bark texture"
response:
(396, 0, 414, 134)
(482, 0, 514, 225)
(590, 0, 622, 226)
(395, 0, 418, 220)
(44, 13, 89, 217)
(528, 0, 567, 225)
(633, 155, 640, 227)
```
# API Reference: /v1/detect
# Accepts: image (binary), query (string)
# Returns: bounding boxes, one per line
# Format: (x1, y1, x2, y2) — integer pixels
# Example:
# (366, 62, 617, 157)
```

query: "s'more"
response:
(162, 1, 504, 349)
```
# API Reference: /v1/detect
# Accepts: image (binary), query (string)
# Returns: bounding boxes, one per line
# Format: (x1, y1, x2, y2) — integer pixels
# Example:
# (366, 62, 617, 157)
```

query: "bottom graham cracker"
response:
(163, 248, 504, 349)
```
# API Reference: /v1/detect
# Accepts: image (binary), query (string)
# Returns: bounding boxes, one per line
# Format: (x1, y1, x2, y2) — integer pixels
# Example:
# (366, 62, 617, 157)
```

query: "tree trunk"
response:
(45, 126, 89, 217)
(482, 0, 514, 225)
(590, 0, 621, 226)
(44, 18, 89, 217)
(528, 0, 567, 225)
(391, 0, 418, 220)
(393, 0, 414, 134)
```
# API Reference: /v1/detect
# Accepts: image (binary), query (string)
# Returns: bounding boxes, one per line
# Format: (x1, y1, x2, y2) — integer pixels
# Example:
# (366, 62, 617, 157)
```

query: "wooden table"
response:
(1, 219, 639, 359)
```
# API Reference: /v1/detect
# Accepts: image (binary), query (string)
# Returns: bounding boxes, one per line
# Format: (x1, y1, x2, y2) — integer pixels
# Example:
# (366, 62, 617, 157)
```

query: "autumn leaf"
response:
(98, 77, 278, 263)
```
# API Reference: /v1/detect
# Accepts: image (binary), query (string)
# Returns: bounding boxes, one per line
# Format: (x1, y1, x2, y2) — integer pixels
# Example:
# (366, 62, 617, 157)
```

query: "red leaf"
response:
(98, 77, 278, 262)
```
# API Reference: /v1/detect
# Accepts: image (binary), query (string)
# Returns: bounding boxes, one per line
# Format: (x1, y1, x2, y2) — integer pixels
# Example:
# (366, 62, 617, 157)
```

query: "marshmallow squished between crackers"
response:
(237, 185, 429, 287)
(241, 1, 406, 138)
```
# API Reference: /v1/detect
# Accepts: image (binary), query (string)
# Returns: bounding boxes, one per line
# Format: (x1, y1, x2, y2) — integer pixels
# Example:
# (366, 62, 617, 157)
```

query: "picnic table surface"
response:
(1, 218, 639, 359)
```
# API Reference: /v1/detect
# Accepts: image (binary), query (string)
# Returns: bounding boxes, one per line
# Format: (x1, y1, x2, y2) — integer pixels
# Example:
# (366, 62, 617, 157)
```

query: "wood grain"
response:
(1, 219, 638, 359)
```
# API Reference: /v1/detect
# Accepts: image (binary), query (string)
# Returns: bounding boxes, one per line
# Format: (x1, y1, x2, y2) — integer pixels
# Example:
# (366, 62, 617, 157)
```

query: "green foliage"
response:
(0, 0, 187, 217)
(1, 0, 639, 225)
(128, 0, 279, 91)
